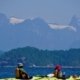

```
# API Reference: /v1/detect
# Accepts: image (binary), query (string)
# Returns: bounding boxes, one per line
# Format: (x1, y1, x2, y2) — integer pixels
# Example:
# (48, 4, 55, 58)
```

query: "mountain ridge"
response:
(0, 46, 80, 67)
(0, 13, 80, 51)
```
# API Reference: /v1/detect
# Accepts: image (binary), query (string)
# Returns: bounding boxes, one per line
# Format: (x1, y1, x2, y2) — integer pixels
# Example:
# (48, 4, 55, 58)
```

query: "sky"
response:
(0, 0, 80, 24)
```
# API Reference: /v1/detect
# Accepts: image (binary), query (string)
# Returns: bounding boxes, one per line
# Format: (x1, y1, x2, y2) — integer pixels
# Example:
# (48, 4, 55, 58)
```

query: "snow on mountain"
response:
(0, 13, 80, 50)
(49, 23, 77, 32)
(9, 17, 24, 24)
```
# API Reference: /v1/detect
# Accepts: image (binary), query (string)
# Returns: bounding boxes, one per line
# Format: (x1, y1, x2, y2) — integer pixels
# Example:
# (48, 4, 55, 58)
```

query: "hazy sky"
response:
(0, 0, 80, 24)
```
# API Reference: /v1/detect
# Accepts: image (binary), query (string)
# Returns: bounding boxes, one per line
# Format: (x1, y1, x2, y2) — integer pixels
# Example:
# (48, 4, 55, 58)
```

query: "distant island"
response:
(0, 46, 80, 67)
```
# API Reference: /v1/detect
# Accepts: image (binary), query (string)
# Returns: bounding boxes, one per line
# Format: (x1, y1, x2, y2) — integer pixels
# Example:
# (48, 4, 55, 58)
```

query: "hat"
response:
(18, 63, 23, 67)
(55, 65, 61, 71)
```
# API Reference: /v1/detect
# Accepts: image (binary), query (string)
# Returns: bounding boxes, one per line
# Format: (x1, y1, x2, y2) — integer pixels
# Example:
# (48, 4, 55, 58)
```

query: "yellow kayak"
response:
(0, 76, 80, 80)
(0, 78, 20, 80)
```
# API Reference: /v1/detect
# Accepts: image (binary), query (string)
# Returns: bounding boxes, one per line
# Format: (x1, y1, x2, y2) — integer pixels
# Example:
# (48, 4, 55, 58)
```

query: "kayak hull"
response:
(0, 76, 80, 80)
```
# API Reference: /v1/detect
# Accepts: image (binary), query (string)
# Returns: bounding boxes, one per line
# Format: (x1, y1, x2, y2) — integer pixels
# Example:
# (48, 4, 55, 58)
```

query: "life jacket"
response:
(54, 70, 62, 78)
(16, 68, 29, 79)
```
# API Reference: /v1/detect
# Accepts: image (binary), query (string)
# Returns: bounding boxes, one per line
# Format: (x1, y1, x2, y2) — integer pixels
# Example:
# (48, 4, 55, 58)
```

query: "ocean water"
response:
(0, 67, 80, 78)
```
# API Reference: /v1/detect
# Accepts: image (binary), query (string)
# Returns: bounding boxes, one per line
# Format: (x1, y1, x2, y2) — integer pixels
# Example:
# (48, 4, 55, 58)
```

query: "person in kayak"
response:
(53, 65, 62, 78)
(15, 63, 29, 79)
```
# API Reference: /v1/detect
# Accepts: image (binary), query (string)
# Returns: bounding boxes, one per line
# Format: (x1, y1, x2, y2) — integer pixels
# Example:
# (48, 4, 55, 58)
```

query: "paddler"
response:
(15, 63, 29, 80)
(53, 65, 63, 78)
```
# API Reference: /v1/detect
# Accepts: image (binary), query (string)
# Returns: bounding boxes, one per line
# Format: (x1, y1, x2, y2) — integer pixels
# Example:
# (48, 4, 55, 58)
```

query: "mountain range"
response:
(0, 13, 80, 51)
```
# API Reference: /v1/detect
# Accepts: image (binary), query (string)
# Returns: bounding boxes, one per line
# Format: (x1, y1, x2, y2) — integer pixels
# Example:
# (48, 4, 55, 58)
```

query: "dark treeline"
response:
(0, 46, 80, 67)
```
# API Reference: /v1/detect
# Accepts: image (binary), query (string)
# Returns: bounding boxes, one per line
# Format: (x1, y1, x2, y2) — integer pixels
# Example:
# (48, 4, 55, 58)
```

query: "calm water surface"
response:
(0, 67, 80, 78)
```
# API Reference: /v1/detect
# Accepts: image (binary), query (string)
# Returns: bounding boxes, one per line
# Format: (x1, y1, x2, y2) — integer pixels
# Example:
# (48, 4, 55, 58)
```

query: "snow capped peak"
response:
(49, 23, 77, 32)
(9, 17, 24, 24)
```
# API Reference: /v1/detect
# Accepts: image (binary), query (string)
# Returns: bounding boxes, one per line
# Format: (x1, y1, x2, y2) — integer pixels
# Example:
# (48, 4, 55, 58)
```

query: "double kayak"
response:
(0, 76, 80, 80)
(32, 76, 80, 80)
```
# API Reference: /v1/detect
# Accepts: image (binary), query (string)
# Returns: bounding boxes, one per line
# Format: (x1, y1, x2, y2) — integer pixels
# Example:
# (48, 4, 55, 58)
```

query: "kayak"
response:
(32, 76, 80, 80)
(0, 76, 80, 80)
(0, 78, 20, 80)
